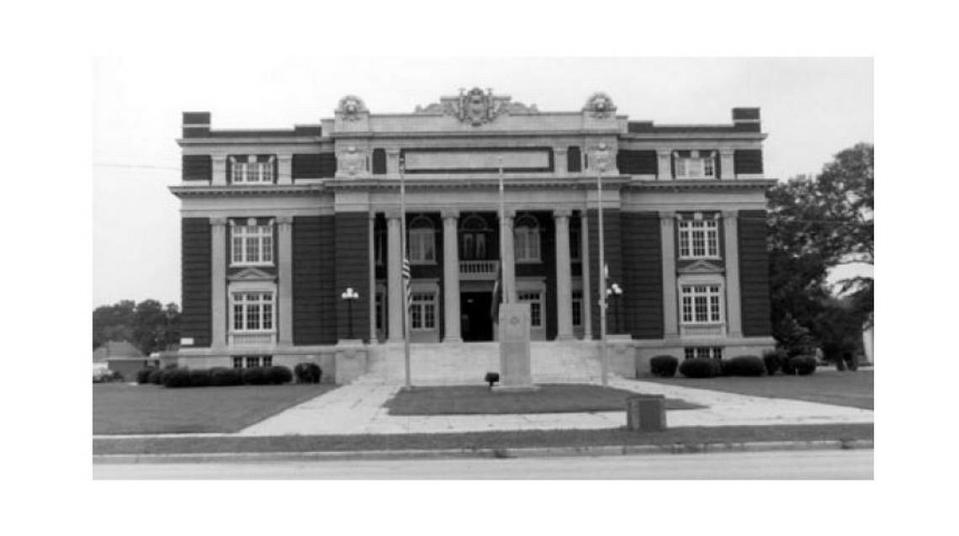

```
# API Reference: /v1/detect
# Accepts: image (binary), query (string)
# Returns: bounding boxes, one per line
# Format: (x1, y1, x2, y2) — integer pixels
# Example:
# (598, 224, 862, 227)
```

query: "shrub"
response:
(162, 368, 193, 388)
(724, 355, 765, 377)
(650, 355, 679, 378)
(189, 369, 211, 387)
(242, 367, 270, 385)
(136, 367, 155, 384)
(294, 362, 322, 384)
(266, 366, 293, 385)
(148, 368, 165, 385)
(763, 349, 787, 376)
(484, 372, 500, 388)
(210, 367, 242, 386)
(782, 355, 817, 376)
(679, 358, 721, 378)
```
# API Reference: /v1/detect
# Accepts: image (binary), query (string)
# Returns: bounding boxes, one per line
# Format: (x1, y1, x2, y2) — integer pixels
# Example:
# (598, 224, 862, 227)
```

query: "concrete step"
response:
(365, 341, 606, 385)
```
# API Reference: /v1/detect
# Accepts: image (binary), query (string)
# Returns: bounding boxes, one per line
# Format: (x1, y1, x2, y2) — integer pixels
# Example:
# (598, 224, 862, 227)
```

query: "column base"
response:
(442, 336, 463, 343)
(555, 333, 576, 341)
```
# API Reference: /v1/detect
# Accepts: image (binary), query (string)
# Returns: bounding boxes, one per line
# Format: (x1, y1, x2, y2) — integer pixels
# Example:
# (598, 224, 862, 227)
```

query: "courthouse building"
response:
(171, 88, 774, 379)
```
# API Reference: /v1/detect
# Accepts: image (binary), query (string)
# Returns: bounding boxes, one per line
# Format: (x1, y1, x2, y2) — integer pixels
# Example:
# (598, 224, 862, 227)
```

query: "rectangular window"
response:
(231, 292, 275, 333)
(409, 230, 436, 263)
(684, 347, 723, 359)
(262, 356, 273, 367)
(233, 356, 243, 369)
(680, 285, 722, 324)
(677, 217, 720, 259)
(230, 155, 276, 184)
(231, 220, 274, 266)
(410, 292, 436, 330)
(245, 356, 261, 368)
(572, 290, 583, 327)
(518, 291, 543, 328)
(674, 153, 717, 179)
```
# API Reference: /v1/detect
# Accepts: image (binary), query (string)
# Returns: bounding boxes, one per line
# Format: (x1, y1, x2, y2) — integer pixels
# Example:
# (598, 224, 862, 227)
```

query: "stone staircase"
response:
(364, 340, 606, 385)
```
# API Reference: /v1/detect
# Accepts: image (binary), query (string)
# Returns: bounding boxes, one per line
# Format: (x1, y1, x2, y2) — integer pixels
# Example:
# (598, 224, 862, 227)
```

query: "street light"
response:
(594, 143, 610, 386)
(341, 287, 359, 339)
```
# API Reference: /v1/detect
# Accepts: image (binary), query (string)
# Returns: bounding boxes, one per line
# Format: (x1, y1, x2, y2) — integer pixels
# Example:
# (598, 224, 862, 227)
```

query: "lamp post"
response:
(341, 287, 359, 339)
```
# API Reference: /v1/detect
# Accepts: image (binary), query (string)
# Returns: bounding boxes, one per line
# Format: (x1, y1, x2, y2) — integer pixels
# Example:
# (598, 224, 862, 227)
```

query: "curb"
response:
(93, 439, 872, 465)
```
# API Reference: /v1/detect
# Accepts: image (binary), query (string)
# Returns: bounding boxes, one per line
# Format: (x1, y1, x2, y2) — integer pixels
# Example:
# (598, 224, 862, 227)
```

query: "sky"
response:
(92, 57, 873, 307)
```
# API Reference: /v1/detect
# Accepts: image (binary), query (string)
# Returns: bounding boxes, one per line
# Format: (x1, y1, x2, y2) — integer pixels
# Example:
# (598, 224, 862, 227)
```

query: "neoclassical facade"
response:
(172, 88, 774, 374)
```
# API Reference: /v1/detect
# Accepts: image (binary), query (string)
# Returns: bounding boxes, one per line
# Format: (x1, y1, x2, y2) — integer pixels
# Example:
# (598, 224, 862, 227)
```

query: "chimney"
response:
(732, 107, 761, 132)
(182, 111, 210, 138)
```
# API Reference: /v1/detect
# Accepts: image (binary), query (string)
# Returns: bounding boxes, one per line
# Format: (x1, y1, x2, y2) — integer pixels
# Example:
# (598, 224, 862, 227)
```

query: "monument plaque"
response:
(497, 303, 536, 390)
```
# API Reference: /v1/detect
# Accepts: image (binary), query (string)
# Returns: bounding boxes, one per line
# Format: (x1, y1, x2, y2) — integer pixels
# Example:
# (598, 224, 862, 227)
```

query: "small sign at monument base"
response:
(497, 303, 535, 389)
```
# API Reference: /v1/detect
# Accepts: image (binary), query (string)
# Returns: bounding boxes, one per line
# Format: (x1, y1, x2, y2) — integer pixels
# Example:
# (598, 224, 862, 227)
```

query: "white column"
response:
(277, 216, 293, 345)
(660, 212, 679, 338)
(212, 155, 227, 186)
(500, 209, 517, 303)
(277, 154, 293, 185)
(656, 149, 672, 181)
(442, 210, 462, 342)
(580, 210, 593, 340)
(210, 217, 227, 349)
(386, 212, 403, 342)
(554, 209, 574, 340)
(720, 149, 736, 180)
(723, 211, 743, 338)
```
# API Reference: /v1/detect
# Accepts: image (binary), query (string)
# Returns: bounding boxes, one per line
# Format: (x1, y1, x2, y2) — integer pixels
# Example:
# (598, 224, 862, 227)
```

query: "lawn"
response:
(93, 383, 336, 435)
(93, 423, 873, 455)
(643, 370, 873, 409)
(384, 383, 702, 415)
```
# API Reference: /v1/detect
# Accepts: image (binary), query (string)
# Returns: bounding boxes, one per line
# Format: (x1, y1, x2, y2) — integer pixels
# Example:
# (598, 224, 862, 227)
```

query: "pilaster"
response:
(553, 209, 574, 340)
(277, 154, 293, 185)
(368, 212, 377, 343)
(656, 149, 672, 181)
(386, 149, 401, 178)
(553, 147, 568, 177)
(211, 155, 227, 186)
(210, 217, 227, 349)
(660, 211, 679, 338)
(386, 212, 403, 342)
(723, 210, 743, 337)
(277, 216, 293, 345)
(720, 149, 736, 180)
(442, 210, 462, 342)
(580, 210, 592, 340)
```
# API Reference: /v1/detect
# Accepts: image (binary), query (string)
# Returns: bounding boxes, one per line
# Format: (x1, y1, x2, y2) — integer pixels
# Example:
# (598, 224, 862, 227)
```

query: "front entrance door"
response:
(460, 292, 493, 342)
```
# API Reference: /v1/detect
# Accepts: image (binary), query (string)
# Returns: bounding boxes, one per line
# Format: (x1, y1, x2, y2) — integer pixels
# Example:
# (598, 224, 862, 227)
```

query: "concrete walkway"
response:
(238, 376, 874, 436)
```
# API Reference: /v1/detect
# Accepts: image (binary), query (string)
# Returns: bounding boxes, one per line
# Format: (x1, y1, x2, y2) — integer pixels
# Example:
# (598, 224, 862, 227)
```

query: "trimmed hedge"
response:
(782, 355, 817, 376)
(763, 349, 787, 376)
(650, 355, 679, 378)
(242, 367, 270, 385)
(210, 367, 242, 386)
(148, 368, 165, 385)
(162, 368, 193, 388)
(266, 366, 293, 385)
(724, 355, 766, 377)
(189, 369, 211, 387)
(136, 367, 155, 385)
(679, 358, 722, 378)
(294, 362, 323, 384)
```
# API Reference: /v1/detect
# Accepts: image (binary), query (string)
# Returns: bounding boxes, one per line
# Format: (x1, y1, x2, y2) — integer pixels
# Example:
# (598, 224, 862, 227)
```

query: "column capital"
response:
(656, 148, 673, 157)
(385, 210, 403, 221)
(276, 215, 293, 226)
(386, 148, 401, 157)
(659, 210, 676, 222)
(553, 208, 572, 219)
(441, 209, 460, 221)
(553, 146, 568, 155)
(210, 216, 228, 227)
(721, 209, 739, 220)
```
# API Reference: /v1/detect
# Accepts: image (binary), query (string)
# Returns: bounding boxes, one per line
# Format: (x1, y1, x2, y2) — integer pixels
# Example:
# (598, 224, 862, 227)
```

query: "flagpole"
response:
(400, 157, 411, 388)
(597, 152, 609, 386)
(498, 158, 508, 304)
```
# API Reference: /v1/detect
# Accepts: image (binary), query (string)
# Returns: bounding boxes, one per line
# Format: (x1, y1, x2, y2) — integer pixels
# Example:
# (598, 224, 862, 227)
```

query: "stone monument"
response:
(496, 302, 537, 391)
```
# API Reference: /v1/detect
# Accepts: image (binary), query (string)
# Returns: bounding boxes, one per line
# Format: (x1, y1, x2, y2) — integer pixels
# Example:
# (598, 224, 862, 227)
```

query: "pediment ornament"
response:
(414, 87, 538, 126)
(227, 267, 277, 281)
(677, 259, 724, 274)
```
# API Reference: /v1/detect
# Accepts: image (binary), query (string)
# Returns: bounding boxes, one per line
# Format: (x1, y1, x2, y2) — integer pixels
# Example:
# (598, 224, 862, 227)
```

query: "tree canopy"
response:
(92, 299, 180, 355)
(767, 143, 874, 359)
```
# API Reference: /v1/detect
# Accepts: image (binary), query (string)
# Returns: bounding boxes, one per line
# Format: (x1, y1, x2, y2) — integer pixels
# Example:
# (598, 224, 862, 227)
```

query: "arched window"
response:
(459, 214, 490, 260)
(514, 213, 541, 262)
(408, 215, 436, 263)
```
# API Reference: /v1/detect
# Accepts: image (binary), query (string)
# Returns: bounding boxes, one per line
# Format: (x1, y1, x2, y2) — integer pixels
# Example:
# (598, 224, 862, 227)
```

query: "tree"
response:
(92, 299, 181, 354)
(767, 143, 874, 355)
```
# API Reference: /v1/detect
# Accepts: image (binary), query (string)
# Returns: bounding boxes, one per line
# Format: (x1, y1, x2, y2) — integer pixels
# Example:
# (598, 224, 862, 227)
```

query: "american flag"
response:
(402, 257, 412, 314)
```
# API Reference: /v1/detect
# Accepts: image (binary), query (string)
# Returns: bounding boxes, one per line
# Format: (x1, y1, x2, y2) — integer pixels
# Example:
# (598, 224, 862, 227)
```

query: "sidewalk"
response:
(237, 376, 874, 436)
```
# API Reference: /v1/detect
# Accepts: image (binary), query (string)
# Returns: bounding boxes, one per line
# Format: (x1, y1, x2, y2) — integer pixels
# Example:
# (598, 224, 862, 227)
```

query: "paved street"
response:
(94, 449, 873, 479)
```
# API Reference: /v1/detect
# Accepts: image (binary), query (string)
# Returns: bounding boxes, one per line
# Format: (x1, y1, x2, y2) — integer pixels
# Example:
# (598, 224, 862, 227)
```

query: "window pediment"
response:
(677, 259, 724, 274)
(227, 267, 277, 282)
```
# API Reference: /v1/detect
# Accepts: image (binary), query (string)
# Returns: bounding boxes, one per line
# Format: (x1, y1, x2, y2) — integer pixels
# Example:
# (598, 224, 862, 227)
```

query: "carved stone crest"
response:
(339, 146, 365, 176)
(583, 92, 617, 119)
(590, 143, 613, 172)
(414, 87, 538, 127)
(337, 95, 368, 121)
